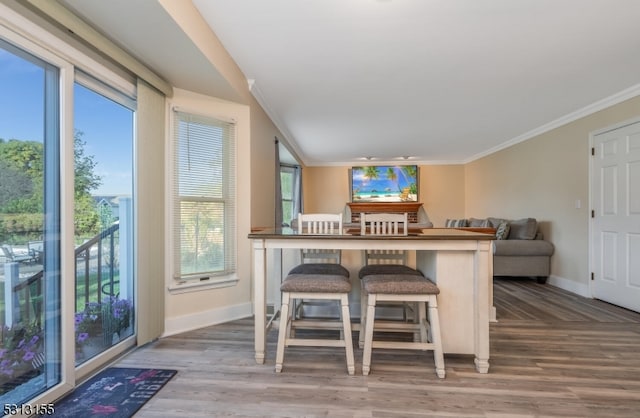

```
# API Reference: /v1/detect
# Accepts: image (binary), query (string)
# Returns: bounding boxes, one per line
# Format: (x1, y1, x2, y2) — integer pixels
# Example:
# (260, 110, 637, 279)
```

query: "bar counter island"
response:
(248, 227, 495, 374)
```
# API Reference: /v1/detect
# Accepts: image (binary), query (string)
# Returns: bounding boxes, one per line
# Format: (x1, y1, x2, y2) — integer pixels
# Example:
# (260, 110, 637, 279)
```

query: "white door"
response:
(591, 120, 640, 312)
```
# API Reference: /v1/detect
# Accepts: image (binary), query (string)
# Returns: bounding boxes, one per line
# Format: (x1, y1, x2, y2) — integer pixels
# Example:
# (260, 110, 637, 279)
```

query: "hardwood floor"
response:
(115, 278, 640, 417)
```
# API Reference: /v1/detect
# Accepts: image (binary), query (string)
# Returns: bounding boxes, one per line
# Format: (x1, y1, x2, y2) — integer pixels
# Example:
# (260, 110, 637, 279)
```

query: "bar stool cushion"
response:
(358, 264, 422, 279)
(289, 263, 350, 277)
(362, 275, 440, 295)
(281, 274, 352, 293)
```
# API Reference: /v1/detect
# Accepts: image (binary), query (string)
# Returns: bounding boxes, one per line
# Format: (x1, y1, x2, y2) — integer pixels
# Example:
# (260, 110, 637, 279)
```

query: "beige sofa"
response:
(446, 217, 555, 284)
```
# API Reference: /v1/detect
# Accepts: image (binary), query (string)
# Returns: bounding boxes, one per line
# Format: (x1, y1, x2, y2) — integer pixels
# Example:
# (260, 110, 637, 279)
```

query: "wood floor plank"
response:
(113, 278, 640, 417)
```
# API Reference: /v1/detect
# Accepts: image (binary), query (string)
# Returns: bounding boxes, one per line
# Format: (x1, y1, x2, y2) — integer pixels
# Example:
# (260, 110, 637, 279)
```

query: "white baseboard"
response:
(546, 275, 591, 298)
(162, 302, 253, 337)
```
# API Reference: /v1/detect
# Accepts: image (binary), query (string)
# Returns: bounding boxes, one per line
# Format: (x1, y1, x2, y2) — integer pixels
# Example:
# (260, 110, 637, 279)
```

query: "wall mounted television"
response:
(350, 165, 419, 203)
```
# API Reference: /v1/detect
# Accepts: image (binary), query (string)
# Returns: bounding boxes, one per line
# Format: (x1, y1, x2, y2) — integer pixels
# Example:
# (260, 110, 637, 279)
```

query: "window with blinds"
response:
(173, 110, 236, 281)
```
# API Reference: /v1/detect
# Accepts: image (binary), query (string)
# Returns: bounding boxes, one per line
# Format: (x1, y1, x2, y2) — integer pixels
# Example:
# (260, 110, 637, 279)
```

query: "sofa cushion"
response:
(495, 222, 510, 240)
(508, 218, 538, 240)
(493, 239, 554, 256)
(468, 218, 489, 227)
(445, 218, 468, 227)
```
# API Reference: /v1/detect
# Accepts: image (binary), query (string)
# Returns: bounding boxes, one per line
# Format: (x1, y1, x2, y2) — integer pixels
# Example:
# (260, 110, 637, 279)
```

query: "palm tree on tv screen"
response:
(385, 167, 399, 191)
(362, 166, 379, 184)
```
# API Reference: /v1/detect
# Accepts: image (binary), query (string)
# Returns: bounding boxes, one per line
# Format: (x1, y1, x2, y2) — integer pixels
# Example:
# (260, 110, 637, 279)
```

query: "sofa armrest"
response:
(493, 239, 554, 256)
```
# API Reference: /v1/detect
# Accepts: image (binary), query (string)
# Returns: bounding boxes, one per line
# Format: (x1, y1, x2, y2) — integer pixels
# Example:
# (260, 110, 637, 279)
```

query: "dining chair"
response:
(357, 212, 445, 378)
(275, 213, 355, 375)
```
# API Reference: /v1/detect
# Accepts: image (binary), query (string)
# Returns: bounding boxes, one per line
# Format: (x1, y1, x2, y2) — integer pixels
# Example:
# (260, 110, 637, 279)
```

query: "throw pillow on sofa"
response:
(445, 218, 468, 227)
(508, 218, 537, 240)
(468, 218, 489, 227)
(495, 222, 510, 240)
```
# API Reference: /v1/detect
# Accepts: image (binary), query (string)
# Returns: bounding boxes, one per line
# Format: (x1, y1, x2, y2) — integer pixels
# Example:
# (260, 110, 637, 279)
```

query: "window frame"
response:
(169, 108, 238, 293)
(279, 164, 298, 227)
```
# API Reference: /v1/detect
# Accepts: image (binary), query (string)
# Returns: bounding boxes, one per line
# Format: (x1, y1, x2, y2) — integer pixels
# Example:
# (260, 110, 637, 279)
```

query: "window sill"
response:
(168, 273, 239, 295)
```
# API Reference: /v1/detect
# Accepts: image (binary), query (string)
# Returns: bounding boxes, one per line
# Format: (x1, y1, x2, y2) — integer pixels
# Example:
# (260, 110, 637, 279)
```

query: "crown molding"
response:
(464, 82, 640, 164)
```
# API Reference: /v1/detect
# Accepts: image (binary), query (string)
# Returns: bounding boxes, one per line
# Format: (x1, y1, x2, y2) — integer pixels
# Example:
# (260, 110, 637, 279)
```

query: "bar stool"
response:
(288, 213, 349, 320)
(360, 274, 445, 378)
(358, 213, 445, 378)
(358, 212, 420, 348)
(275, 213, 355, 375)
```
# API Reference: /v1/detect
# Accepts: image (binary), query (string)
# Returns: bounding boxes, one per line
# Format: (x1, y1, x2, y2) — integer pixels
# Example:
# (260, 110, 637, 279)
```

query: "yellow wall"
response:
(158, 0, 248, 102)
(420, 165, 465, 227)
(249, 95, 282, 229)
(303, 167, 351, 213)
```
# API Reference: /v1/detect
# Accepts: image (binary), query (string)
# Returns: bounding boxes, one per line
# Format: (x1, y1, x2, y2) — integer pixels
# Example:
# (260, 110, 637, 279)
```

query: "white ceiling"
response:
(60, 0, 640, 166)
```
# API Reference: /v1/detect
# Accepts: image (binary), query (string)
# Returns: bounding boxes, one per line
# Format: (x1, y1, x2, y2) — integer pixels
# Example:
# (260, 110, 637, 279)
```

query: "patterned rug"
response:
(48, 367, 177, 417)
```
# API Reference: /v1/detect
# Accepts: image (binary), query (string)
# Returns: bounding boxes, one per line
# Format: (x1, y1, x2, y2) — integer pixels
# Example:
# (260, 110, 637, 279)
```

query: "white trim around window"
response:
(167, 105, 239, 294)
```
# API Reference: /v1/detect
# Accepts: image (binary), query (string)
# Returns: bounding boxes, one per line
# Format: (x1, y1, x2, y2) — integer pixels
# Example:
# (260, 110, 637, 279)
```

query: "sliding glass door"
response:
(1, 20, 136, 405)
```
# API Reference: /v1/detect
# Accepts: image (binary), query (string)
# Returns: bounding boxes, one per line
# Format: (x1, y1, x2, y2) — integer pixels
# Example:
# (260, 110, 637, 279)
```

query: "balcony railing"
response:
(2, 222, 120, 326)
(75, 222, 121, 306)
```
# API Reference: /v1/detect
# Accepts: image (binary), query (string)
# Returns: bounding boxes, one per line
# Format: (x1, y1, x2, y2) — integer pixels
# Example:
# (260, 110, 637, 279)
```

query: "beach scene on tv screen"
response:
(351, 165, 418, 202)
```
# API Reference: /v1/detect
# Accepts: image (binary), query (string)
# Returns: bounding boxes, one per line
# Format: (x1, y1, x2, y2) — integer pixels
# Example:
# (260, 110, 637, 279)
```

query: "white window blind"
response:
(173, 110, 236, 281)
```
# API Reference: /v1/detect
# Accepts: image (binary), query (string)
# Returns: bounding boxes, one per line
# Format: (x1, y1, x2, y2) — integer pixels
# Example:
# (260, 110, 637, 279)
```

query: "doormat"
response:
(47, 367, 177, 417)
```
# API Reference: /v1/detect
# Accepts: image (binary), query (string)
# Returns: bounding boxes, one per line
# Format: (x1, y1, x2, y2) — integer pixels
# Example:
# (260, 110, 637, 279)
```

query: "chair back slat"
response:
(366, 249, 407, 265)
(302, 248, 341, 264)
(297, 213, 344, 264)
(360, 213, 409, 265)
(360, 213, 408, 236)
(297, 213, 343, 235)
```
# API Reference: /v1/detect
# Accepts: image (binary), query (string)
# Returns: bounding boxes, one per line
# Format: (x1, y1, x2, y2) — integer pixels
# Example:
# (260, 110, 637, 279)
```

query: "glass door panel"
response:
(0, 41, 61, 405)
(73, 82, 134, 365)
